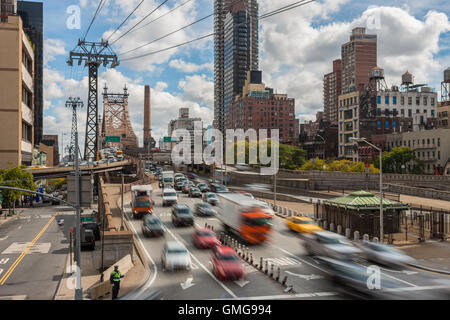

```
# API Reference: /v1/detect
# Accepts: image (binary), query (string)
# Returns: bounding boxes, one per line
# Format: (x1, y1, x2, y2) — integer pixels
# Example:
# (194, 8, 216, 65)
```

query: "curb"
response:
(408, 262, 450, 276)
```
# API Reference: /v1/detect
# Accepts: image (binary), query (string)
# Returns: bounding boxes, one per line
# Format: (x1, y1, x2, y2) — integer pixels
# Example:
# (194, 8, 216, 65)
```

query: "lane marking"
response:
(0, 236, 8, 241)
(17, 226, 22, 230)
(269, 243, 329, 273)
(0, 269, 2, 276)
(384, 284, 450, 293)
(2, 242, 51, 254)
(0, 258, 10, 264)
(0, 213, 56, 285)
(213, 291, 338, 300)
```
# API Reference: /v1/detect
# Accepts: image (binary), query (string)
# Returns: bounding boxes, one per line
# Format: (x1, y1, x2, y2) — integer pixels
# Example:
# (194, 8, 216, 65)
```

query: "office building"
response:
(214, 0, 258, 134)
(323, 59, 342, 123)
(341, 27, 377, 94)
(0, 14, 35, 168)
(41, 135, 59, 166)
(168, 108, 203, 152)
(226, 71, 299, 144)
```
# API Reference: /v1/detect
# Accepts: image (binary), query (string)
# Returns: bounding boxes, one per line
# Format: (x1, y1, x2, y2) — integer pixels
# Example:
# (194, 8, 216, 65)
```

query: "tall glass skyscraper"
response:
(214, 0, 258, 134)
(17, 1, 43, 146)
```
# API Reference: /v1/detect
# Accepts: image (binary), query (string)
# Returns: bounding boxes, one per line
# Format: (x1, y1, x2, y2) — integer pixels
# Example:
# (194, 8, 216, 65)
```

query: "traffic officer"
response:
(110, 265, 124, 300)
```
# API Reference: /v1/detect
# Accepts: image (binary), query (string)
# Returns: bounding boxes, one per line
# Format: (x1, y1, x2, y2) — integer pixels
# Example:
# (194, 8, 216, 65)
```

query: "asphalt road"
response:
(124, 178, 450, 300)
(0, 205, 72, 300)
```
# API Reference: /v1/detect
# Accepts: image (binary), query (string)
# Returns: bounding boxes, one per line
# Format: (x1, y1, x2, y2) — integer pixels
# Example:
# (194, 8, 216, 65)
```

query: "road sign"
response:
(105, 136, 121, 143)
(81, 216, 94, 222)
(163, 137, 177, 143)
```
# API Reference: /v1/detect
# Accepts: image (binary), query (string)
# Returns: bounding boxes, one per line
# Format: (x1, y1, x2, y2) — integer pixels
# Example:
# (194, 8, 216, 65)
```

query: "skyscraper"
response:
(17, 1, 43, 146)
(214, 0, 258, 134)
(323, 59, 342, 124)
(341, 27, 377, 94)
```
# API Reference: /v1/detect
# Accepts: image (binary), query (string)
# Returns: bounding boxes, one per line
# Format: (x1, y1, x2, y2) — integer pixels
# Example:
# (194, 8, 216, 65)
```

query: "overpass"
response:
(27, 160, 133, 179)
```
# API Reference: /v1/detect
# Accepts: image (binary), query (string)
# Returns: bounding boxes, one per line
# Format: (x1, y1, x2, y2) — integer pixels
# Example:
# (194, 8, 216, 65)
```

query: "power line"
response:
(109, 0, 170, 45)
(82, 0, 106, 41)
(105, 0, 145, 42)
(121, 0, 315, 62)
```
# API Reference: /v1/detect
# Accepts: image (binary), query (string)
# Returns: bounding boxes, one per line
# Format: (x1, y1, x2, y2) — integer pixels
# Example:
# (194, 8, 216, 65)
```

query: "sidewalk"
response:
(398, 241, 450, 274)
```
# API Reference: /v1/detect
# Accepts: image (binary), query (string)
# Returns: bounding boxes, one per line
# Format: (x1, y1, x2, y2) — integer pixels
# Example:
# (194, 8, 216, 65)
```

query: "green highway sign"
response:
(81, 216, 95, 222)
(105, 136, 121, 143)
(163, 137, 178, 143)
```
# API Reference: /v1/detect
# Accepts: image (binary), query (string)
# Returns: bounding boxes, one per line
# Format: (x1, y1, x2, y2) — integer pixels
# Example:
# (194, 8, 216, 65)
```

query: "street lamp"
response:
(350, 137, 384, 242)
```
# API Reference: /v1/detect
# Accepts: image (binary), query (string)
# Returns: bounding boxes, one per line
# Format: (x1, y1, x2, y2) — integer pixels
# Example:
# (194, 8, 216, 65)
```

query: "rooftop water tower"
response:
(442, 67, 450, 106)
(402, 71, 414, 92)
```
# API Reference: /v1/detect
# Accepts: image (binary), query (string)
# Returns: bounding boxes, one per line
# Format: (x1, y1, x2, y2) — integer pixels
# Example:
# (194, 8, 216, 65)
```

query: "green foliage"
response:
(300, 159, 380, 173)
(0, 165, 36, 205)
(300, 158, 325, 171)
(374, 147, 422, 174)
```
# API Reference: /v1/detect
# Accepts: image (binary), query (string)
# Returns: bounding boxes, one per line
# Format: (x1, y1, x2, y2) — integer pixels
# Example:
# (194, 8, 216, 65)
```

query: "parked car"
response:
(286, 216, 323, 234)
(301, 230, 362, 261)
(171, 204, 194, 227)
(194, 202, 217, 217)
(82, 221, 100, 241)
(197, 183, 210, 193)
(211, 245, 246, 281)
(356, 241, 414, 267)
(142, 214, 165, 237)
(161, 241, 191, 271)
(192, 227, 220, 249)
(203, 192, 218, 206)
(189, 187, 202, 198)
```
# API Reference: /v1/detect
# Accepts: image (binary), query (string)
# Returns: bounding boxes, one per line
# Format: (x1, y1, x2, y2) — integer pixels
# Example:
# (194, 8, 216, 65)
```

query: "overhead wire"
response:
(109, 0, 170, 45)
(121, 0, 316, 62)
(105, 0, 146, 42)
(82, 0, 106, 41)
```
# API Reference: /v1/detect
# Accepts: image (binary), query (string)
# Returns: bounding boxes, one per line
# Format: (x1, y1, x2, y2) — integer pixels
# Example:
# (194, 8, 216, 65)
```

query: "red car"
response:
(211, 245, 246, 281)
(192, 228, 220, 249)
(182, 185, 191, 194)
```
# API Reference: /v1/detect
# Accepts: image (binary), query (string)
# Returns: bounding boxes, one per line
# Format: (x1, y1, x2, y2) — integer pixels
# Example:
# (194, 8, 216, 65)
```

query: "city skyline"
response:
(34, 0, 450, 155)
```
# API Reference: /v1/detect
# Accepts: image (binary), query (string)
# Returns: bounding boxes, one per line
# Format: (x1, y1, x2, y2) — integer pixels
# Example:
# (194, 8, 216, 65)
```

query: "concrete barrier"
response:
(354, 231, 360, 241)
(323, 221, 328, 230)
(329, 223, 335, 232)
(337, 225, 342, 235)
(345, 228, 351, 238)
(89, 279, 112, 300)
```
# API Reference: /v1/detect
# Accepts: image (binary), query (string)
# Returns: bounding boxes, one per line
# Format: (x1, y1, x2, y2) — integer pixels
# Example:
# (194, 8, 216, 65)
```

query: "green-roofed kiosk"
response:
(317, 190, 410, 239)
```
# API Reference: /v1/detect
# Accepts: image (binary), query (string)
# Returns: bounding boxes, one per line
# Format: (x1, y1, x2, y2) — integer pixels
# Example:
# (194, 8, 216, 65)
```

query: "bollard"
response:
(372, 237, 379, 243)
(282, 275, 288, 286)
(323, 221, 328, 230)
(270, 264, 274, 278)
(329, 223, 335, 232)
(211, 226, 214, 231)
(294, 211, 298, 217)
(337, 225, 342, 235)
(259, 257, 263, 270)
(264, 261, 269, 274)
(276, 267, 281, 281)
(288, 209, 292, 217)
(250, 253, 254, 265)
(283, 207, 287, 216)
(354, 231, 360, 241)
(205, 222, 207, 228)
(363, 234, 369, 242)
(345, 228, 351, 239)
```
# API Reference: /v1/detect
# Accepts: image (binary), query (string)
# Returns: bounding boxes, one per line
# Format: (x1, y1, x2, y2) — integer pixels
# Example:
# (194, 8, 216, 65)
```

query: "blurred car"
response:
(189, 187, 202, 198)
(187, 172, 197, 180)
(192, 227, 220, 249)
(174, 173, 185, 181)
(357, 241, 414, 267)
(161, 241, 191, 271)
(203, 192, 218, 206)
(186, 181, 195, 186)
(171, 204, 194, 227)
(211, 245, 246, 281)
(182, 184, 192, 194)
(142, 214, 165, 237)
(302, 230, 362, 260)
(194, 202, 217, 217)
(82, 221, 100, 241)
(210, 183, 229, 193)
(197, 183, 210, 193)
(175, 181, 185, 191)
(286, 216, 323, 234)
(162, 188, 178, 207)
(238, 192, 254, 199)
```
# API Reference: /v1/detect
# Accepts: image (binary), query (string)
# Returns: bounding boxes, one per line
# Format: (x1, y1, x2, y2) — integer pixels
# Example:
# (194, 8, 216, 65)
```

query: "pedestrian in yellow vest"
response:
(110, 265, 124, 300)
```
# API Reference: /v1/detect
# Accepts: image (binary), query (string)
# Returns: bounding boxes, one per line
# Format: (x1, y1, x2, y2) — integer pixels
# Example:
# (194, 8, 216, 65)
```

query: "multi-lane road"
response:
(123, 179, 450, 300)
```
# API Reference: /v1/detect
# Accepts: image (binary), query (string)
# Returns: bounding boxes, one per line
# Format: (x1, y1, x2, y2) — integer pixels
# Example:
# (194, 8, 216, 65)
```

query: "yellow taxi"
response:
(286, 216, 323, 234)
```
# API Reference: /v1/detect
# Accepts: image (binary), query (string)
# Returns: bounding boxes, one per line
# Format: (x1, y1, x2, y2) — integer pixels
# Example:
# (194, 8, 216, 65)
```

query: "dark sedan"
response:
(189, 187, 202, 198)
(82, 222, 100, 241)
(194, 202, 217, 217)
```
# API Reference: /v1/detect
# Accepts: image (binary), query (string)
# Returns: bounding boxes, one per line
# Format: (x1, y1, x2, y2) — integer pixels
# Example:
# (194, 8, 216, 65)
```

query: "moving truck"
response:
(216, 193, 273, 244)
(131, 185, 153, 219)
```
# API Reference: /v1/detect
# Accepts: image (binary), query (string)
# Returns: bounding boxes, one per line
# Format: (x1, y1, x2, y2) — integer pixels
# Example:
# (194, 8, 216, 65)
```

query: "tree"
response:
(0, 164, 36, 211)
(375, 147, 421, 174)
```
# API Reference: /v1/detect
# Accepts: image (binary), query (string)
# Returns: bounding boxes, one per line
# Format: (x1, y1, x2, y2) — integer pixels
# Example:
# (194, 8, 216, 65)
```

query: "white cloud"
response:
(169, 59, 213, 73)
(44, 38, 67, 66)
(178, 74, 214, 107)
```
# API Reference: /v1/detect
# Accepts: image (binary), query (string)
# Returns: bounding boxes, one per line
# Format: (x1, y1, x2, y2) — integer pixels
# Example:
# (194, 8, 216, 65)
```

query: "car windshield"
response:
(370, 244, 401, 254)
(198, 232, 215, 237)
(177, 208, 192, 215)
(244, 217, 272, 227)
(294, 219, 315, 225)
(136, 200, 151, 207)
(168, 249, 188, 254)
(164, 192, 177, 197)
(191, 188, 200, 192)
(320, 235, 352, 245)
(198, 203, 212, 208)
(198, 184, 206, 187)
(216, 186, 228, 192)
(146, 218, 162, 225)
(207, 194, 217, 198)
(164, 177, 173, 182)
(218, 254, 239, 261)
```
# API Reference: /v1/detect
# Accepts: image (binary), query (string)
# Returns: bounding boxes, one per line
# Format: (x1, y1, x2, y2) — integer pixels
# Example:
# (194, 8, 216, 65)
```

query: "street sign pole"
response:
(74, 125, 83, 300)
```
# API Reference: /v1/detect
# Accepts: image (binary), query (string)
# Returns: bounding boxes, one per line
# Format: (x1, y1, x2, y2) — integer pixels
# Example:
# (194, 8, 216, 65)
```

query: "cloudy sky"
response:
(41, 0, 450, 155)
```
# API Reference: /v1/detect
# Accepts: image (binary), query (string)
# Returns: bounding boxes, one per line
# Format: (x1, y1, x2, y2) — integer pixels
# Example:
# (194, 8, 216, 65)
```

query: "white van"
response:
(162, 188, 178, 207)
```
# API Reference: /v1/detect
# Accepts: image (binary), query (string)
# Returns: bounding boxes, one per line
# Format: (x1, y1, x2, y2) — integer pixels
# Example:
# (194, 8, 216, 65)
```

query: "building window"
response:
(393, 120, 397, 129)
(401, 96, 405, 105)
(438, 138, 440, 147)
(408, 109, 412, 117)
(416, 96, 420, 105)
(431, 110, 435, 117)
(377, 120, 381, 129)
(401, 109, 405, 116)
(377, 96, 381, 104)
(385, 96, 390, 105)
(438, 151, 440, 160)
(423, 97, 428, 106)
(393, 96, 397, 105)
(408, 97, 412, 105)
(385, 120, 389, 129)
(431, 98, 435, 106)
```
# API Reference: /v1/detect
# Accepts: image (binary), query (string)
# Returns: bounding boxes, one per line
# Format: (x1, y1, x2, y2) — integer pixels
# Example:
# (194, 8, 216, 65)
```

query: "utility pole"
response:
(120, 172, 124, 231)
(274, 171, 277, 207)
(66, 97, 84, 300)
(67, 39, 119, 161)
